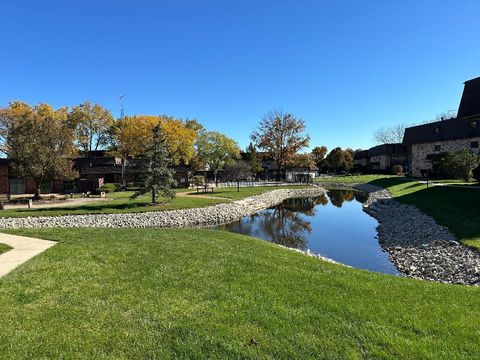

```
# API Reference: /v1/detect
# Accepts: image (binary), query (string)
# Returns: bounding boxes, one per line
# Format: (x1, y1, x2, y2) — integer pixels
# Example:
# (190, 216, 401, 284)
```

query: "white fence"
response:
(209, 180, 314, 188)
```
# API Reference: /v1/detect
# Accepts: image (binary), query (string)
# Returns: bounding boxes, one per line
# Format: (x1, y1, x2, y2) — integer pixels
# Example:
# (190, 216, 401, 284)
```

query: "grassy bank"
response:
(314, 174, 396, 184)
(0, 243, 11, 254)
(192, 185, 310, 200)
(369, 177, 480, 249)
(0, 186, 303, 218)
(0, 227, 479, 359)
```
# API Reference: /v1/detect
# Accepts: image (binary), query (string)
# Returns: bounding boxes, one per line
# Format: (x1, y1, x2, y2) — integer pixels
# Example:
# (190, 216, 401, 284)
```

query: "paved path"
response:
(0, 233, 56, 278)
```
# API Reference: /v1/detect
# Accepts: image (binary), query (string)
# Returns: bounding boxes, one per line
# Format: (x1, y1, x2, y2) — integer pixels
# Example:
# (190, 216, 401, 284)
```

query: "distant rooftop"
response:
(403, 117, 480, 145)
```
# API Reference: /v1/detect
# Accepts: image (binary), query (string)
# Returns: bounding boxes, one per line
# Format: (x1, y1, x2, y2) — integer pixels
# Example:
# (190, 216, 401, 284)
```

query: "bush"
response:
(436, 150, 480, 182)
(192, 175, 205, 186)
(474, 165, 480, 183)
(392, 164, 403, 175)
(97, 183, 122, 193)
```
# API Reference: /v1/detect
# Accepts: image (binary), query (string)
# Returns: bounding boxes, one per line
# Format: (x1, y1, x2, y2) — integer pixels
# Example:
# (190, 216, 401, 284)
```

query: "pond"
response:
(216, 189, 399, 275)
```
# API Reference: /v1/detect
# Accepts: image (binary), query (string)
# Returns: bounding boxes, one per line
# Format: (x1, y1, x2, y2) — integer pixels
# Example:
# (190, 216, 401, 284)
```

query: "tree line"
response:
(0, 101, 353, 200)
(0, 101, 240, 198)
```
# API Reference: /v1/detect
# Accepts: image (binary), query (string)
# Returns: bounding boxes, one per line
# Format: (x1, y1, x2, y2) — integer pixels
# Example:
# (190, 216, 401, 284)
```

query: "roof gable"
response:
(457, 77, 480, 119)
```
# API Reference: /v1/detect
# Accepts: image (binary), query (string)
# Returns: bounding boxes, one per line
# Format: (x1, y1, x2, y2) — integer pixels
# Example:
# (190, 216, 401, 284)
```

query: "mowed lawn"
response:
(0, 243, 11, 254)
(314, 174, 397, 184)
(370, 177, 480, 249)
(190, 185, 310, 200)
(1, 228, 480, 359)
(0, 186, 303, 218)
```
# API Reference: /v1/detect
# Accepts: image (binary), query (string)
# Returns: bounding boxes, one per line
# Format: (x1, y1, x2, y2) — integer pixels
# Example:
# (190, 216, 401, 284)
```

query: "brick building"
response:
(0, 151, 192, 195)
(353, 145, 406, 173)
(403, 77, 480, 177)
(368, 143, 406, 172)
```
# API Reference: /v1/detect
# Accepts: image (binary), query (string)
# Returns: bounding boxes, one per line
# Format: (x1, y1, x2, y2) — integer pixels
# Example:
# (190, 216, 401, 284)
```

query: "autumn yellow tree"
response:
(114, 115, 197, 165)
(68, 101, 115, 153)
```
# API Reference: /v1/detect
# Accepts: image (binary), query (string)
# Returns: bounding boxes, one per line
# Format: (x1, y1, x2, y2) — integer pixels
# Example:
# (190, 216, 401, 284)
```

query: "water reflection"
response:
(216, 189, 399, 275)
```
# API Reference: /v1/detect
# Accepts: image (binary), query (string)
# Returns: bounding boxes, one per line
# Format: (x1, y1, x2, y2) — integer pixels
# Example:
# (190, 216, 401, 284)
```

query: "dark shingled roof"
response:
(403, 117, 480, 145)
(354, 150, 369, 160)
(457, 77, 480, 119)
(368, 143, 404, 157)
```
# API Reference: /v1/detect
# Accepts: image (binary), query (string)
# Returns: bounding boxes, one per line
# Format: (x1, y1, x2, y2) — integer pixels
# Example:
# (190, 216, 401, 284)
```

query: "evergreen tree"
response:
(131, 125, 176, 204)
(246, 142, 263, 175)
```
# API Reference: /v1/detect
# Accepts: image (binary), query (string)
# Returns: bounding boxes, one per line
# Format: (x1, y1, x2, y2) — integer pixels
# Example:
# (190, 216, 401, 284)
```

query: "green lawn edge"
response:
(0, 227, 479, 359)
(0, 186, 308, 218)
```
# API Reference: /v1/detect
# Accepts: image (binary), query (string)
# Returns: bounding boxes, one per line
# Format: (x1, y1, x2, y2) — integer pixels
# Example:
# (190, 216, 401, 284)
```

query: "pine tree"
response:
(246, 142, 263, 176)
(131, 125, 176, 204)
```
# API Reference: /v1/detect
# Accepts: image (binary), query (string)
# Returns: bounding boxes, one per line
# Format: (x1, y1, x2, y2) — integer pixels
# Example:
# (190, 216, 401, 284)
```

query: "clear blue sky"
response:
(1, 0, 479, 151)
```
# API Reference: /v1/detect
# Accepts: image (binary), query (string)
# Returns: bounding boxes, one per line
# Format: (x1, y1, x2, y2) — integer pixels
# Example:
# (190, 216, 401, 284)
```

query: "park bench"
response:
(196, 184, 215, 193)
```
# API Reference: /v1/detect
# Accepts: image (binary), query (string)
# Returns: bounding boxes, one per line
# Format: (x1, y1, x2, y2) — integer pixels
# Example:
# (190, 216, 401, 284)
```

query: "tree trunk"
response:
(276, 160, 282, 181)
(151, 187, 156, 204)
(34, 186, 41, 200)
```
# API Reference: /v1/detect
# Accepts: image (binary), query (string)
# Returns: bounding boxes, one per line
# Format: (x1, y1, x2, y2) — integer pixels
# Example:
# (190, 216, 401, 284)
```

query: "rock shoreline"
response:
(0, 188, 326, 230)
(356, 183, 480, 285)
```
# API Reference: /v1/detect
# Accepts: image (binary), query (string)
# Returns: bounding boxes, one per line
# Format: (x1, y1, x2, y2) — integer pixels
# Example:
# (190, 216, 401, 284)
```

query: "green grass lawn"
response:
(0, 227, 479, 359)
(314, 174, 397, 184)
(0, 186, 310, 218)
(0, 190, 225, 218)
(192, 185, 310, 200)
(0, 243, 11, 255)
(369, 177, 480, 249)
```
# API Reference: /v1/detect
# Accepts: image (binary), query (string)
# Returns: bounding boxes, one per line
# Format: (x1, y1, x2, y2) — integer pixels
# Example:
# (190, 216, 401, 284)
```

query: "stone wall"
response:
(410, 137, 480, 177)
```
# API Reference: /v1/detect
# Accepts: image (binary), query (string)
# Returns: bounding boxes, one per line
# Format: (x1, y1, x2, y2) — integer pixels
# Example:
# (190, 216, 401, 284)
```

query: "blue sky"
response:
(1, 0, 479, 151)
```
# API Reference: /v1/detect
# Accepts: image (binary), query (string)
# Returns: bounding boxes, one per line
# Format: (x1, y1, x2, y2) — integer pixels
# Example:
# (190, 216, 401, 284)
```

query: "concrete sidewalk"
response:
(0, 233, 56, 278)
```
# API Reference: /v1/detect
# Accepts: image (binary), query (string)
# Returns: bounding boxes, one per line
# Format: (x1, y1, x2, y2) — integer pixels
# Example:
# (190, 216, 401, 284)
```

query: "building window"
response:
(471, 141, 479, 149)
(470, 120, 478, 129)
(434, 127, 440, 134)
(434, 144, 441, 152)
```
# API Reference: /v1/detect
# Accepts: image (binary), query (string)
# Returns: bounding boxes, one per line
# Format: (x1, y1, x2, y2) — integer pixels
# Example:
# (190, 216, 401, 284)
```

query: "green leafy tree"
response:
(245, 142, 263, 175)
(131, 125, 176, 204)
(0, 102, 78, 199)
(224, 160, 253, 191)
(325, 147, 353, 172)
(311, 146, 328, 169)
(251, 109, 310, 180)
(196, 131, 240, 183)
(68, 101, 115, 153)
(436, 149, 480, 182)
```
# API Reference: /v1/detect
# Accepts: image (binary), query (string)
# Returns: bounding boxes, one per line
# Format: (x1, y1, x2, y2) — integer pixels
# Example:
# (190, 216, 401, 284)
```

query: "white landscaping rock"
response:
(0, 188, 326, 230)
(356, 183, 480, 286)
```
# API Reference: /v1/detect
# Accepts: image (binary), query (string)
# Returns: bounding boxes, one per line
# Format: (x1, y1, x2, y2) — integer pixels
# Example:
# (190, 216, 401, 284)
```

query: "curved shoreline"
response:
(0, 187, 326, 230)
(351, 183, 480, 285)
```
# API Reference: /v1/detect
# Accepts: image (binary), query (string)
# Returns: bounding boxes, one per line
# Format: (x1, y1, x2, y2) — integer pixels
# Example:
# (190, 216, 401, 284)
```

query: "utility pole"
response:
(119, 95, 125, 120)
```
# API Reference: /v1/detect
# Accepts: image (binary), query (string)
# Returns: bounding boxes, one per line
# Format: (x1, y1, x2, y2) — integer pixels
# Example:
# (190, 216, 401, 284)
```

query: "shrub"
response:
(436, 149, 480, 182)
(392, 164, 403, 175)
(192, 175, 205, 186)
(474, 165, 480, 183)
(97, 183, 122, 193)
